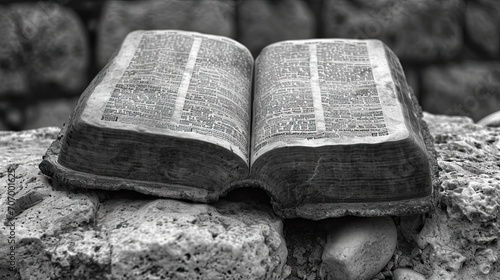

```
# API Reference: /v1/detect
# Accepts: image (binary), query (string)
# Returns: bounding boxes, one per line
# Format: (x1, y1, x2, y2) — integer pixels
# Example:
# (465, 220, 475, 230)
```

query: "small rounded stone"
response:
(393, 268, 426, 280)
(321, 216, 397, 280)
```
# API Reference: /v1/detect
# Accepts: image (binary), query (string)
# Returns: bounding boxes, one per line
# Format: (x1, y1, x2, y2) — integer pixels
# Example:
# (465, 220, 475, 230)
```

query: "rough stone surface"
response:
(321, 216, 397, 280)
(421, 62, 500, 121)
(0, 128, 289, 280)
(465, 0, 500, 56)
(322, 0, 463, 62)
(0, 3, 89, 96)
(395, 113, 500, 280)
(477, 110, 500, 127)
(237, 0, 315, 56)
(97, 0, 235, 67)
(393, 268, 426, 280)
(0, 127, 60, 168)
(102, 198, 288, 280)
(3, 113, 500, 279)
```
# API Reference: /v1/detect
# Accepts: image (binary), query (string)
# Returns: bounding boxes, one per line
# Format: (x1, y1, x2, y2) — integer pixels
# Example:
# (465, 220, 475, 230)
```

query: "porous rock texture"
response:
(237, 0, 315, 57)
(396, 113, 500, 280)
(0, 3, 89, 96)
(0, 129, 289, 279)
(284, 113, 500, 280)
(97, 0, 235, 67)
(322, 0, 463, 62)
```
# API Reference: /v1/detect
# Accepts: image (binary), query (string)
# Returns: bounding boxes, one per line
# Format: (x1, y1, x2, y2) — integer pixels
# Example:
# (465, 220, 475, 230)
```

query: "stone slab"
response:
(0, 128, 289, 280)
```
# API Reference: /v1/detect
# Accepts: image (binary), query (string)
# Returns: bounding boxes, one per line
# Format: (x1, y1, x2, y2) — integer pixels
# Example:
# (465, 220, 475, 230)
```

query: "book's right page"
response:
(251, 39, 436, 219)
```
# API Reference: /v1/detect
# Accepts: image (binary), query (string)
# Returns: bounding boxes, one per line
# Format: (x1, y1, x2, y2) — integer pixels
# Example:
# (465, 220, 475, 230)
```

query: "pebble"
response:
(321, 216, 397, 280)
(393, 268, 426, 280)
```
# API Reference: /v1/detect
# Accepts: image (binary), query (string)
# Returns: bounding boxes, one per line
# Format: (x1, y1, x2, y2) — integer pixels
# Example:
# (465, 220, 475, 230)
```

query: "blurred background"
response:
(0, 0, 499, 131)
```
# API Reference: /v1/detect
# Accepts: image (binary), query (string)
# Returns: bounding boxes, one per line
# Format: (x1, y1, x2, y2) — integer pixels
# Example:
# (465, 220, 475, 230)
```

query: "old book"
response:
(40, 30, 438, 219)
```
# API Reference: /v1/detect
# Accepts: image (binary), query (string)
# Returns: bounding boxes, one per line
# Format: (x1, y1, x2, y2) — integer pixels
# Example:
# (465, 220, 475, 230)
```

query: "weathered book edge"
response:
(272, 89, 440, 219)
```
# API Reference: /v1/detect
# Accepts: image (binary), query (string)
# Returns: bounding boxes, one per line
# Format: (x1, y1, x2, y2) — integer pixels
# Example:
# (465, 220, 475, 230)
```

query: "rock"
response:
(0, 127, 60, 168)
(422, 112, 477, 136)
(393, 268, 426, 280)
(322, 0, 463, 62)
(412, 113, 500, 280)
(104, 198, 288, 279)
(237, 0, 315, 56)
(0, 6, 28, 97)
(421, 62, 500, 121)
(0, 3, 89, 96)
(0, 98, 77, 131)
(97, 0, 235, 67)
(465, 0, 500, 56)
(477, 110, 500, 127)
(321, 216, 397, 280)
(0, 128, 289, 279)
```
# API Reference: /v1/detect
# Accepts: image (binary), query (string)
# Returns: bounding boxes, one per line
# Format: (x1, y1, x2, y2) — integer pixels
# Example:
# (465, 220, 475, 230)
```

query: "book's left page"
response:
(40, 30, 253, 202)
(86, 30, 252, 162)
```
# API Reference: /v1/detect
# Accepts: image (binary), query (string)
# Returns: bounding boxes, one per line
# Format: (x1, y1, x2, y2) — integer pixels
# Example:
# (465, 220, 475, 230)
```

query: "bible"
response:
(39, 30, 437, 219)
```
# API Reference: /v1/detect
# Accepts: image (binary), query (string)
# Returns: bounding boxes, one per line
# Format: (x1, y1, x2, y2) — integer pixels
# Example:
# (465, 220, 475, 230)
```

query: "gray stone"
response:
(0, 98, 77, 131)
(465, 0, 500, 56)
(0, 128, 289, 279)
(321, 216, 397, 280)
(0, 3, 89, 96)
(404, 113, 500, 280)
(0, 127, 60, 168)
(237, 0, 315, 56)
(0, 6, 28, 97)
(322, 0, 463, 62)
(421, 62, 500, 121)
(103, 198, 288, 279)
(393, 268, 426, 280)
(97, 0, 235, 67)
(477, 110, 500, 127)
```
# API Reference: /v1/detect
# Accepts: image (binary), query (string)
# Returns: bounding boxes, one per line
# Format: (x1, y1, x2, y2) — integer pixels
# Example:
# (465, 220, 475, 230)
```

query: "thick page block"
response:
(39, 30, 438, 219)
(40, 30, 252, 201)
(249, 39, 439, 218)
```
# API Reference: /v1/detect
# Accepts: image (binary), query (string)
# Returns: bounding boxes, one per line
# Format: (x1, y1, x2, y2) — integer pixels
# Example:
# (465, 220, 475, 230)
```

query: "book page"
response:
(81, 30, 253, 163)
(251, 39, 409, 164)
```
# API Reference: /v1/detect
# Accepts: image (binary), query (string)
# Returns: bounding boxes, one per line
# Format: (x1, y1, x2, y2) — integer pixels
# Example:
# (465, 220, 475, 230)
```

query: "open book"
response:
(40, 30, 437, 219)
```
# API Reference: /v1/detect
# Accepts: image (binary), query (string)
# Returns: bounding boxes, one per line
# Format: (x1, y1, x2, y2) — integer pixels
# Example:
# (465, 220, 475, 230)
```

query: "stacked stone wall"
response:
(0, 0, 499, 129)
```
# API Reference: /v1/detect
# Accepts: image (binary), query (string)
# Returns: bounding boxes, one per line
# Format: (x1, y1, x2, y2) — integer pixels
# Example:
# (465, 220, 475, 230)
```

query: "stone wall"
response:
(0, 0, 499, 130)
